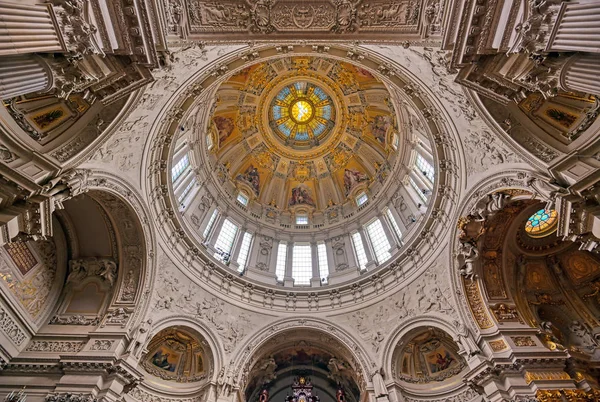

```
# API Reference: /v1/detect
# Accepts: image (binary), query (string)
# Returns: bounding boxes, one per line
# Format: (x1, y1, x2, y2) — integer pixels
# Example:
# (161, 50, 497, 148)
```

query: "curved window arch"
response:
(525, 209, 558, 238)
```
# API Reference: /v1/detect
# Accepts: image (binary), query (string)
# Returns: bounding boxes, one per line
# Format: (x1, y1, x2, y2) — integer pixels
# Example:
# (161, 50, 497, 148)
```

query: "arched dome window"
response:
(525, 208, 558, 238)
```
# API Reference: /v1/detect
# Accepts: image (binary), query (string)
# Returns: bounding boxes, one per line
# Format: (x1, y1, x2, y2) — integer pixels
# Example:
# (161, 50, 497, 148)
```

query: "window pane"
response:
(356, 192, 368, 206)
(409, 177, 427, 202)
(275, 242, 287, 281)
(416, 153, 435, 182)
(292, 244, 312, 285)
(317, 242, 329, 282)
(172, 154, 190, 182)
(366, 219, 391, 264)
(386, 209, 403, 241)
(237, 193, 249, 206)
(178, 178, 196, 203)
(213, 219, 238, 263)
(236, 232, 253, 272)
(351, 232, 368, 270)
(296, 215, 308, 225)
(203, 209, 219, 238)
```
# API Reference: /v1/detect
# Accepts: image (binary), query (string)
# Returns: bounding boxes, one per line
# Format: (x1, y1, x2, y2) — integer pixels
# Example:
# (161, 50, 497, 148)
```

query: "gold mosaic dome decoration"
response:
(206, 56, 399, 212)
(268, 81, 335, 149)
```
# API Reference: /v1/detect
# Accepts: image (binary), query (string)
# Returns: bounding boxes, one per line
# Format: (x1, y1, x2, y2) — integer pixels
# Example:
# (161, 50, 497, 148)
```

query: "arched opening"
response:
(242, 328, 365, 402)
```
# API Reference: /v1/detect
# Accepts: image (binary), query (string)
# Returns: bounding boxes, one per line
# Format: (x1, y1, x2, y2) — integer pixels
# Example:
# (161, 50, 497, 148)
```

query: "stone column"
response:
(559, 54, 600, 95)
(0, 55, 53, 99)
(310, 241, 321, 287)
(207, 214, 226, 249)
(0, 2, 64, 55)
(546, 2, 600, 53)
(325, 239, 335, 279)
(378, 213, 400, 252)
(284, 240, 294, 286)
(269, 239, 280, 276)
(228, 228, 246, 271)
(358, 228, 376, 270)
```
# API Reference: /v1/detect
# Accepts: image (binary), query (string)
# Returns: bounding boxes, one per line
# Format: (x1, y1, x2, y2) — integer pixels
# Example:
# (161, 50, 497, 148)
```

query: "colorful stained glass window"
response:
(269, 81, 335, 148)
(525, 208, 558, 238)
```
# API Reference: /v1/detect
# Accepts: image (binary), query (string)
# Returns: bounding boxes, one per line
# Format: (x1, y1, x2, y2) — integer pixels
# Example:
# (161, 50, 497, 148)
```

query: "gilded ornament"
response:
(463, 278, 493, 329)
(511, 336, 536, 347)
(489, 339, 508, 352)
(524, 370, 571, 384)
(491, 303, 522, 323)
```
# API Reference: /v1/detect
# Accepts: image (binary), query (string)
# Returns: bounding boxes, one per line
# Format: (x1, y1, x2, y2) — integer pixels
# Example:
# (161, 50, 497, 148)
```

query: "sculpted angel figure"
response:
(471, 192, 511, 221)
(127, 319, 152, 358)
(98, 259, 117, 286)
(371, 367, 388, 397)
(456, 240, 479, 280)
(453, 320, 481, 356)
(67, 259, 87, 284)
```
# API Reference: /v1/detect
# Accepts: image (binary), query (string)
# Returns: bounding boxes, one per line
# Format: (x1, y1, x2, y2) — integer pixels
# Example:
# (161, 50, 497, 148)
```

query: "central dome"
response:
(168, 49, 439, 288)
(269, 81, 335, 149)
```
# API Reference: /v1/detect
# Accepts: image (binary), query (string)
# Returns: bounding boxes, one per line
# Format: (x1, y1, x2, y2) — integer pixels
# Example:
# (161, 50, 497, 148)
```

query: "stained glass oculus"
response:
(525, 208, 558, 238)
(269, 81, 335, 148)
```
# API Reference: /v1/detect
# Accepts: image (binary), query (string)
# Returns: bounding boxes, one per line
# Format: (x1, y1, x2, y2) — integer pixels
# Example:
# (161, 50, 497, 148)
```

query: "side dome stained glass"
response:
(525, 208, 558, 238)
(269, 81, 335, 148)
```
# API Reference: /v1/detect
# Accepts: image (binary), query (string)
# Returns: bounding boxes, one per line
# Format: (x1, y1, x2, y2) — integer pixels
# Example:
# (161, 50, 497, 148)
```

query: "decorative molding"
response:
(0, 304, 27, 346)
(403, 387, 479, 402)
(128, 388, 204, 402)
(511, 337, 536, 347)
(49, 315, 101, 326)
(524, 370, 571, 384)
(89, 340, 115, 351)
(462, 279, 493, 329)
(489, 339, 508, 352)
(25, 340, 85, 353)
(45, 393, 97, 402)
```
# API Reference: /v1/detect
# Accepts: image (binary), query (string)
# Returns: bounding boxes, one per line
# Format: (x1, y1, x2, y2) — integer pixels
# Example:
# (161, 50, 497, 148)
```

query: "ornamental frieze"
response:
(183, 0, 431, 39)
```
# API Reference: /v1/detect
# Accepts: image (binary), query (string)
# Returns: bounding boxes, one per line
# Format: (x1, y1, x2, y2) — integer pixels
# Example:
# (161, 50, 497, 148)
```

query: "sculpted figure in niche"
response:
(456, 240, 479, 280)
(453, 320, 481, 357)
(371, 367, 388, 397)
(67, 259, 88, 284)
(568, 321, 598, 350)
(127, 319, 153, 358)
(327, 357, 347, 382)
(98, 259, 117, 286)
(539, 321, 566, 350)
(343, 168, 368, 195)
(471, 192, 511, 222)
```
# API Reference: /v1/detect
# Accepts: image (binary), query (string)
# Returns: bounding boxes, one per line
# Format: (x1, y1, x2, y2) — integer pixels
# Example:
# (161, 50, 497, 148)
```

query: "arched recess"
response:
(46, 171, 156, 334)
(381, 316, 475, 401)
(449, 170, 560, 334)
(228, 317, 375, 402)
(144, 315, 225, 385)
(449, 170, 600, 394)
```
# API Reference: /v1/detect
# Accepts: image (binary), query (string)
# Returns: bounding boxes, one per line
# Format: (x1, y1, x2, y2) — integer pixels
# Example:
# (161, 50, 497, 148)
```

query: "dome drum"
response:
(156, 44, 452, 294)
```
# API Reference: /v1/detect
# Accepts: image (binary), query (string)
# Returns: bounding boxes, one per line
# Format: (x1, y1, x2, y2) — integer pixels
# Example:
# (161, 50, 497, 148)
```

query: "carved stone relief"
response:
(151, 251, 270, 353)
(184, 0, 425, 37)
(0, 239, 58, 320)
(0, 304, 27, 346)
(25, 340, 85, 353)
(338, 262, 457, 355)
